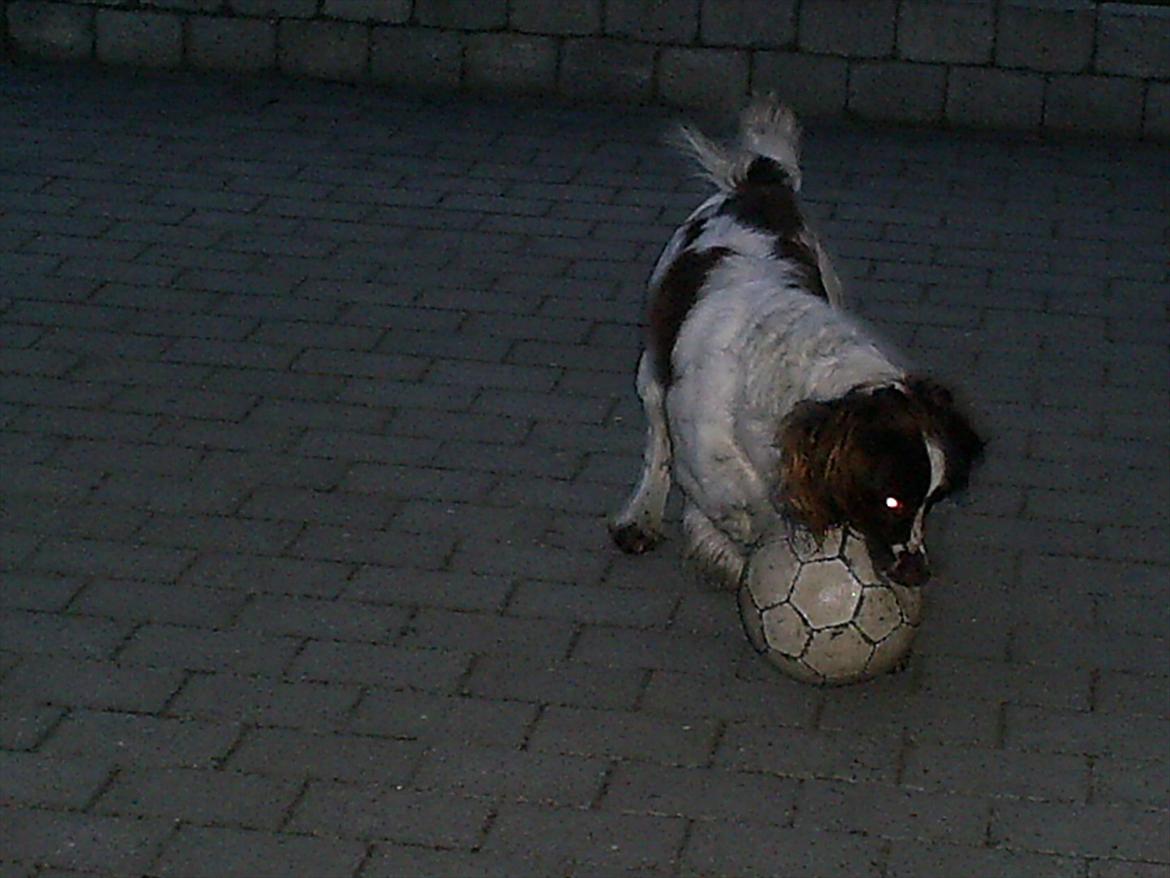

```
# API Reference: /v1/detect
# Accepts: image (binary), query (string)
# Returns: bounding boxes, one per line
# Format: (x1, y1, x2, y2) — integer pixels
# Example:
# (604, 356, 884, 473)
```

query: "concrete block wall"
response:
(3, 0, 1169, 140)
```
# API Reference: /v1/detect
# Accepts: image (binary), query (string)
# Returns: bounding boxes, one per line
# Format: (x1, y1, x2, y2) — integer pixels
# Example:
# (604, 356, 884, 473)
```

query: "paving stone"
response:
(0, 807, 171, 875)
(885, 842, 1085, 878)
(41, 710, 237, 768)
(152, 824, 365, 878)
(94, 767, 301, 829)
(483, 802, 687, 871)
(0, 752, 112, 809)
(288, 782, 492, 847)
(414, 744, 608, 806)
(991, 799, 1170, 861)
(683, 819, 885, 877)
(227, 727, 422, 784)
(7, 1, 94, 60)
(465, 655, 646, 710)
(169, 670, 361, 726)
(799, 0, 896, 57)
(1, 656, 185, 713)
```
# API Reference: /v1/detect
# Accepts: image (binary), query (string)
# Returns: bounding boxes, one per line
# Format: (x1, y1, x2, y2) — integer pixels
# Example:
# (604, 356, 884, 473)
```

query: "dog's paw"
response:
(609, 521, 663, 554)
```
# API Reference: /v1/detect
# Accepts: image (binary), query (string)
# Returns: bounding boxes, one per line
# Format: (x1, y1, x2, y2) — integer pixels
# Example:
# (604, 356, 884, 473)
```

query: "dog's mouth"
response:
(868, 539, 931, 588)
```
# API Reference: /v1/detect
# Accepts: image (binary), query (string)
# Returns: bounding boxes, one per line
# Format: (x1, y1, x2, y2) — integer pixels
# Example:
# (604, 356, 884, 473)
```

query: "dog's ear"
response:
(905, 376, 985, 493)
(775, 399, 840, 538)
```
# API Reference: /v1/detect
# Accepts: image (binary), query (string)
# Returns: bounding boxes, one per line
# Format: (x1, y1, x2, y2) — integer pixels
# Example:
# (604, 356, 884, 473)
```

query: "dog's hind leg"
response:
(610, 351, 672, 554)
(682, 501, 746, 589)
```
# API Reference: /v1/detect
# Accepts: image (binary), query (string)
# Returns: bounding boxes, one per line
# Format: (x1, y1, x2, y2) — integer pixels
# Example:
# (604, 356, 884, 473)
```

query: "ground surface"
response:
(0, 64, 1167, 878)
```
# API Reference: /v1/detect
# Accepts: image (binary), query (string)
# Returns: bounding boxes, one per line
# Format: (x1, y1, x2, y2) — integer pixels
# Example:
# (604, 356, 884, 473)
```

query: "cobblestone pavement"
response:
(1, 64, 1167, 878)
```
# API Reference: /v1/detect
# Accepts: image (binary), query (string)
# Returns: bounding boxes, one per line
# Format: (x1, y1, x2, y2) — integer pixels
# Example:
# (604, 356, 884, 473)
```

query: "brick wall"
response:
(3, 0, 1169, 140)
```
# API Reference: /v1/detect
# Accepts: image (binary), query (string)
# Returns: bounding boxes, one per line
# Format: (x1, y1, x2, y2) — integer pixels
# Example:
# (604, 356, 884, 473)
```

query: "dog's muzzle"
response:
(889, 550, 930, 588)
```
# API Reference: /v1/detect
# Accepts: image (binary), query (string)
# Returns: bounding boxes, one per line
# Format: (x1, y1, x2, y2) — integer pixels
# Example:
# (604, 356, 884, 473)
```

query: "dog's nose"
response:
(890, 551, 930, 587)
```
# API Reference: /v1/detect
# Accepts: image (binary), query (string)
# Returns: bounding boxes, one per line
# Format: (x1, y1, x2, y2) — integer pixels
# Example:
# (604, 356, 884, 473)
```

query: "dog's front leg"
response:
(610, 352, 672, 554)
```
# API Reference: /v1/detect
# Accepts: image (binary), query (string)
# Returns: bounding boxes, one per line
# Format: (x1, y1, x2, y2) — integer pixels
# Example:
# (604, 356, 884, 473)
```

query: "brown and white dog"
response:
(610, 97, 983, 588)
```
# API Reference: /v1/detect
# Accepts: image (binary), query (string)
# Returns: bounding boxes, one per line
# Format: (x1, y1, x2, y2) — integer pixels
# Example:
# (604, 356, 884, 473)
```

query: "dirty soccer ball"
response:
(737, 526, 923, 685)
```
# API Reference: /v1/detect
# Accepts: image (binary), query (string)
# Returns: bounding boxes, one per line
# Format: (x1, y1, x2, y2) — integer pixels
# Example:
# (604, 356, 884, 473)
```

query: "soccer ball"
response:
(737, 526, 923, 685)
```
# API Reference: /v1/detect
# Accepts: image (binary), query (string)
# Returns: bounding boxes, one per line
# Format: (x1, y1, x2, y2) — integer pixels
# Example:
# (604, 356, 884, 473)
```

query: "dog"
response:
(609, 97, 983, 589)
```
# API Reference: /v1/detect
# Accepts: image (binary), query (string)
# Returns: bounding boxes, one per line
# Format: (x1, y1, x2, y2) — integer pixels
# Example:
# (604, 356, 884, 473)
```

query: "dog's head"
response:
(775, 378, 984, 587)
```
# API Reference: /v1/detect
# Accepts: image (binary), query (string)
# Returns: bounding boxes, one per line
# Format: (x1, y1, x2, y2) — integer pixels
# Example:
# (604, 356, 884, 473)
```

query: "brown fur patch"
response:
(721, 157, 827, 298)
(647, 246, 731, 384)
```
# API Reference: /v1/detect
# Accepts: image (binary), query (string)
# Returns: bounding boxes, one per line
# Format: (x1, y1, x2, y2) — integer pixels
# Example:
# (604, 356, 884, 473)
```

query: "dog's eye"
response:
(884, 496, 906, 514)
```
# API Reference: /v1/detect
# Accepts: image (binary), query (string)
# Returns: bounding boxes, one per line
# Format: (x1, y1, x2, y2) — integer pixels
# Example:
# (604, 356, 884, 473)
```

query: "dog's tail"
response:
(673, 95, 802, 193)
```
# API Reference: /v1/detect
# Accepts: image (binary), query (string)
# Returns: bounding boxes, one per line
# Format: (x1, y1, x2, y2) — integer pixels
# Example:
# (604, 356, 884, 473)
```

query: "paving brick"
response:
(169, 670, 360, 726)
(1093, 755, 1170, 808)
(849, 60, 947, 124)
(483, 802, 687, 871)
(1089, 862, 1170, 878)
(119, 623, 300, 675)
(370, 27, 463, 91)
(95, 766, 300, 829)
(511, 0, 600, 35)
(0, 573, 83, 612)
(350, 690, 538, 748)
(918, 654, 1092, 711)
(7, 1, 94, 60)
(1045, 75, 1145, 139)
(0, 608, 130, 660)
(947, 66, 1046, 131)
(819, 689, 1000, 747)
(604, 761, 799, 823)
(507, 580, 676, 628)
(288, 781, 492, 847)
(885, 842, 1084, 878)
(1146, 82, 1170, 141)
(658, 47, 750, 109)
(95, 9, 181, 68)
(642, 668, 820, 724)
(400, 608, 575, 660)
(414, 744, 608, 806)
(186, 16, 276, 72)
(1097, 5, 1170, 78)
(797, 779, 990, 844)
(1005, 705, 1170, 760)
(572, 625, 742, 676)
(278, 20, 368, 83)
(322, 0, 410, 23)
(42, 710, 237, 768)
(751, 51, 847, 119)
(1, 656, 184, 713)
(183, 552, 353, 598)
(605, 0, 698, 42)
(415, 0, 506, 29)
(700, 0, 795, 46)
(716, 720, 900, 782)
(799, 0, 896, 57)
(996, 0, 1095, 74)
(467, 33, 558, 93)
(152, 824, 366, 878)
(0, 806, 171, 875)
(465, 655, 646, 710)
(0, 751, 112, 809)
(228, 727, 422, 784)
(902, 742, 1089, 801)
(529, 705, 719, 766)
(991, 799, 1169, 861)
(684, 819, 885, 877)
(289, 639, 469, 692)
(360, 846, 547, 878)
(898, 0, 994, 64)
(346, 566, 512, 612)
